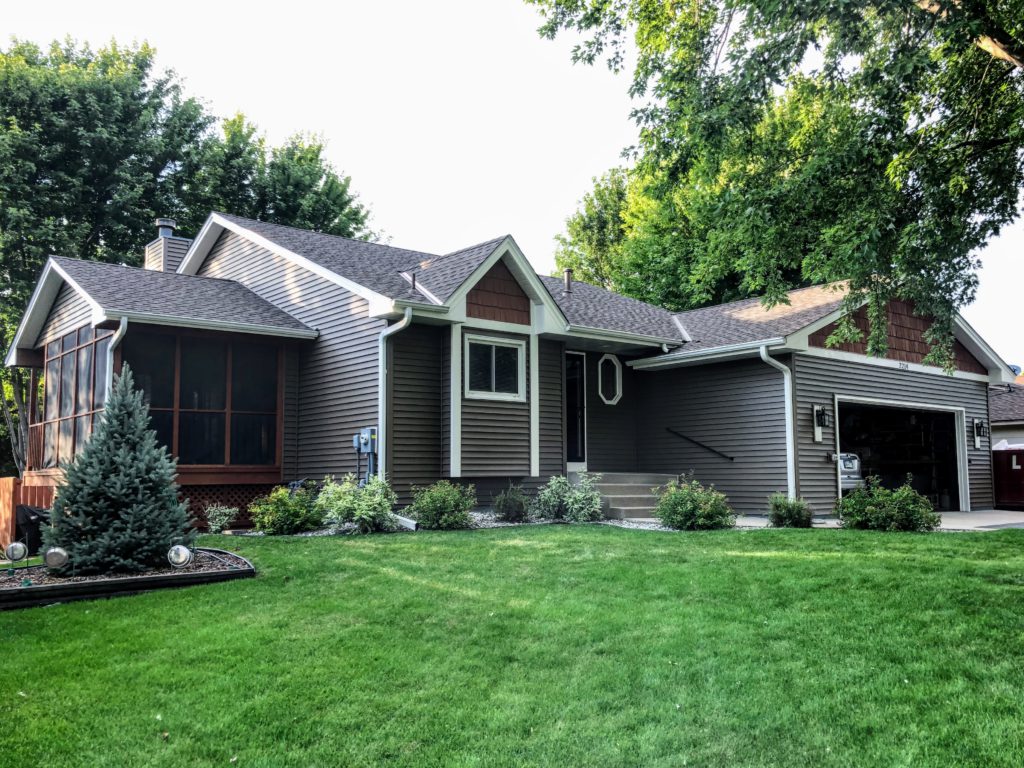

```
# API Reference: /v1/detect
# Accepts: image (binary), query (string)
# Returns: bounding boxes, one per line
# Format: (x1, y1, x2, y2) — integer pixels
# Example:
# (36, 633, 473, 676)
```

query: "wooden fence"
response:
(1, 477, 55, 548)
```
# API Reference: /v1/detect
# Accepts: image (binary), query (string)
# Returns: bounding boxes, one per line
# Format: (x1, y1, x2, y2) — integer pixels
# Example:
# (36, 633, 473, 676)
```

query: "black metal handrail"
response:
(665, 427, 734, 462)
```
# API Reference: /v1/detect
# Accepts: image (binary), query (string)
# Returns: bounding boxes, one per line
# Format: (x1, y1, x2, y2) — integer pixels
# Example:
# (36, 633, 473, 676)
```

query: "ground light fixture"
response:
(5, 541, 28, 564)
(43, 547, 69, 569)
(167, 545, 193, 568)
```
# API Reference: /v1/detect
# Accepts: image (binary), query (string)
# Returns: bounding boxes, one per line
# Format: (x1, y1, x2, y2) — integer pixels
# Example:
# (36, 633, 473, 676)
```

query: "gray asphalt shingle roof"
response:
(53, 257, 313, 335)
(539, 276, 683, 342)
(216, 213, 438, 302)
(408, 236, 509, 302)
(670, 283, 849, 352)
(990, 384, 1024, 423)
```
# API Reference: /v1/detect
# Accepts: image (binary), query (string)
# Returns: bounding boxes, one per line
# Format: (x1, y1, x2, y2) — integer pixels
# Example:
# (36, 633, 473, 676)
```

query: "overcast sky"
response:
(3, 0, 1021, 366)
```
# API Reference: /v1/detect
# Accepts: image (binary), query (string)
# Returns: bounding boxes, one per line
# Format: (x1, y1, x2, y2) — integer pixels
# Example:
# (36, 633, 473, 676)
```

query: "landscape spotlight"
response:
(43, 547, 69, 569)
(4, 541, 28, 563)
(167, 545, 193, 568)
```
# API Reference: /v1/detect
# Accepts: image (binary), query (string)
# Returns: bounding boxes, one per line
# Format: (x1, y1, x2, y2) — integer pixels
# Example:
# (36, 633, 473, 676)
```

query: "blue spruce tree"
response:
(44, 364, 194, 574)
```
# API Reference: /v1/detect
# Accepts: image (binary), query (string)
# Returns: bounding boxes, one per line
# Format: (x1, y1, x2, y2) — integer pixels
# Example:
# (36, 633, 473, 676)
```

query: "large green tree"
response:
(0, 39, 374, 473)
(532, 0, 1024, 363)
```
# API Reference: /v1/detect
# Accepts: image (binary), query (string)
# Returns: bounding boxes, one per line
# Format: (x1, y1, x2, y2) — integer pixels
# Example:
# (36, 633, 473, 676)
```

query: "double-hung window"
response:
(464, 335, 526, 402)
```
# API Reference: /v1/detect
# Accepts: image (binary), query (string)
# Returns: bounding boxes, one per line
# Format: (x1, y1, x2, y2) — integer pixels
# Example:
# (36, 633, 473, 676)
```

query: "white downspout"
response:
(759, 345, 797, 500)
(377, 308, 413, 479)
(106, 317, 129, 402)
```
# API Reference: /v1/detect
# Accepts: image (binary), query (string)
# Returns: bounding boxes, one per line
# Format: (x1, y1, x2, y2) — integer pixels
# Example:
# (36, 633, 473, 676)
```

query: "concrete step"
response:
(595, 482, 669, 495)
(606, 505, 659, 520)
(601, 494, 660, 508)
(595, 472, 678, 485)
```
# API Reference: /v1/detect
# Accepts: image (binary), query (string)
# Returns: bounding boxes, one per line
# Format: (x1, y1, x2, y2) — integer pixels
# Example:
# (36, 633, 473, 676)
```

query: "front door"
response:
(566, 352, 586, 471)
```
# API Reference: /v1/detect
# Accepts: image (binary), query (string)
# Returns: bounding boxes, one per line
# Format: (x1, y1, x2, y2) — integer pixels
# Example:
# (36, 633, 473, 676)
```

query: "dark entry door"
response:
(565, 353, 586, 465)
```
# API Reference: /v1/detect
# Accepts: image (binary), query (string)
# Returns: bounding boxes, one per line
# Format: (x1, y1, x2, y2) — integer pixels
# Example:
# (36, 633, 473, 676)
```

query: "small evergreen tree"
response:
(44, 365, 194, 574)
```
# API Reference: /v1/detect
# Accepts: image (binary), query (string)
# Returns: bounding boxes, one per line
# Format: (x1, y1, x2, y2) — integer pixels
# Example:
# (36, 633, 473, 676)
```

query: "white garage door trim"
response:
(833, 394, 970, 513)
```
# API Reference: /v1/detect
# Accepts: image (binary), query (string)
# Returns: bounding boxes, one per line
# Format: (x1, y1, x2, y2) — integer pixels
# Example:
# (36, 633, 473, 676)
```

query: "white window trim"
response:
(463, 333, 527, 403)
(597, 354, 623, 405)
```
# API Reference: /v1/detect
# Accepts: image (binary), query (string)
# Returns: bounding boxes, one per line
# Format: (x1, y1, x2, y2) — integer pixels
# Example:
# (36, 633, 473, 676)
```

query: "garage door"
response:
(837, 402, 962, 511)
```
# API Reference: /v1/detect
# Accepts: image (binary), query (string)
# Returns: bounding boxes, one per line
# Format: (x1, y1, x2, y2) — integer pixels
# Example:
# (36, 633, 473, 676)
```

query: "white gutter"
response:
(629, 338, 786, 370)
(106, 316, 129, 402)
(377, 307, 413, 479)
(759, 345, 797, 500)
(101, 310, 319, 340)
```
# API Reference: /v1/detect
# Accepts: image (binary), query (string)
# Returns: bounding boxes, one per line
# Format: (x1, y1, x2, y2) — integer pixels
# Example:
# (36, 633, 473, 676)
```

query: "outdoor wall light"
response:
(43, 547, 69, 569)
(167, 545, 193, 568)
(4, 541, 28, 563)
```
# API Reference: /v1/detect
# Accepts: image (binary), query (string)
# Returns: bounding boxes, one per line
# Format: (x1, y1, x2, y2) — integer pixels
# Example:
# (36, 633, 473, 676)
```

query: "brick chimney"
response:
(144, 218, 192, 272)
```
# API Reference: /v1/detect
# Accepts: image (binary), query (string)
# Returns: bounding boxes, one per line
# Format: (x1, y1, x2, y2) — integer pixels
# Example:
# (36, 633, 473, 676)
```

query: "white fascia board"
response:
(178, 213, 396, 313)
(4, 259, 105, 367)
(953, 314, 1015, 383)
(99, 310, 319, 340)
(628, 339, 786, 370)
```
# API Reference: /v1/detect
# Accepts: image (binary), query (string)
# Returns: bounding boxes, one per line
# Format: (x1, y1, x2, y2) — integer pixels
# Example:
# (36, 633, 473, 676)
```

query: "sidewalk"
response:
(733, 511, 1024, 531)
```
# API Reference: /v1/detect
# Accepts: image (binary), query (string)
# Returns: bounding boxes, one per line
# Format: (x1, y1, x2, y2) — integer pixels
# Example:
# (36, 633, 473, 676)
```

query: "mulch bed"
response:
(0, 548, 254, 611)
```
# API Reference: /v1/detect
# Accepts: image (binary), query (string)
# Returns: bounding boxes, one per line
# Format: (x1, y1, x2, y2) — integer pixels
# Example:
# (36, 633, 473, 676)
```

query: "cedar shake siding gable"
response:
(35, 283, 92, 347)
(792, 354, 993, 513)
(635, 358, 789, 514)
(466, 261, 531, 325)
(197, 230, 384, 479)
(808, 299, 988, 375)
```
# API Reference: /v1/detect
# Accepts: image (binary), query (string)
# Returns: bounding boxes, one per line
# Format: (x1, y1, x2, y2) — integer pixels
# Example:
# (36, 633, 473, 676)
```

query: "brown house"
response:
(3, 212, 1015, 531)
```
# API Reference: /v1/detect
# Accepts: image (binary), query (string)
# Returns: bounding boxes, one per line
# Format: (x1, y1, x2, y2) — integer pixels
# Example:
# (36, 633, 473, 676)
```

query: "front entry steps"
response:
(592, 473, 678, 520)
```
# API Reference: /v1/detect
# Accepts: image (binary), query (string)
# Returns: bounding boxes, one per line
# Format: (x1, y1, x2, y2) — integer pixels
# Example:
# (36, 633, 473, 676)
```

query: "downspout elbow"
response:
(377, 308, 413, 479)
(759, 345, 797, 500)
(105, 316, 129, 400)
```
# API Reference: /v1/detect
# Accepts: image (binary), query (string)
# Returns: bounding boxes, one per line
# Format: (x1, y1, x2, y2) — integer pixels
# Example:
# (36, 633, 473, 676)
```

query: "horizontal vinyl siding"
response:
(460, 327, 531, 477)
(584, 351, 638, 472)
(636, 358, 788, 514)
(388, 324, 445, 504)
(283, 345, 300, 479)
(198, 230, 384, 479)
(35, 284, 91, 346)
(539, 339, 565, 477)
(793, 354, 993, 513)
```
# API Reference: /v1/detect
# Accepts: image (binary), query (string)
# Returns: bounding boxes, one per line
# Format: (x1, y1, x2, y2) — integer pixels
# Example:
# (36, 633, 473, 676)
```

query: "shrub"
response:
(410, 480, 475, 530)
(315, 474, 360, 525)
(250, 486, 324, 535)
(655, 477, 735, 530)
(531, 475, 572, 520)
(564, 472, 604, 523)
(204, 504, 239, 534)
(768, 493, 813, 528)
(351, 476, 399, 534)
(836, 476, 940, 532)
(494, 484, 530, 523)
(43, 365, 194, 574)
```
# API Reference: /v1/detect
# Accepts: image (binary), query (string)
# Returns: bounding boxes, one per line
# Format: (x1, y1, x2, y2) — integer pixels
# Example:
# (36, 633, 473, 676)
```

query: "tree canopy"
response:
(0, 38, 375, 474)
(534, 0, 1024, 365)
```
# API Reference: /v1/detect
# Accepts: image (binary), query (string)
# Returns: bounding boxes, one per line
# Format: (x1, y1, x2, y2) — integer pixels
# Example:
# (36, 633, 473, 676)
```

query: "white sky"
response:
(3, 0, 1021, 367)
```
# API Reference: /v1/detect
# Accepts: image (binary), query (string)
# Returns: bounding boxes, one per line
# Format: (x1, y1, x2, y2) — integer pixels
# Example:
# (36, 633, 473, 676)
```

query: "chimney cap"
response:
(155, 218, 177, 237)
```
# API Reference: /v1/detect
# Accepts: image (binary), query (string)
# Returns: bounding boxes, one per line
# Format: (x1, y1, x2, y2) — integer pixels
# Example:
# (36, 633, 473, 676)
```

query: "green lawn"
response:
(2, 526, 1023, 767)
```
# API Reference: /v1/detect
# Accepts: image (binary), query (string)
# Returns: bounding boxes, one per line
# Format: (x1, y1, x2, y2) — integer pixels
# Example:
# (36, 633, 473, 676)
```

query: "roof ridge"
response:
(215, 212, 439, 260)
(673, 281, 848, 317)
(403, 234, 509, 274)
(53, 255, 254, 288)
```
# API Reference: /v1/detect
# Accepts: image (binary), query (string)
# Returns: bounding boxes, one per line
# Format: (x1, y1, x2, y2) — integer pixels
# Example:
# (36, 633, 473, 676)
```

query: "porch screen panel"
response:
(37, 326, 113, 468)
